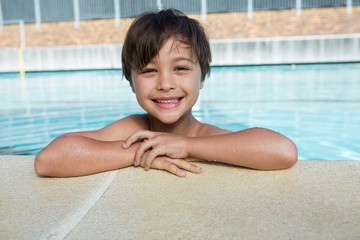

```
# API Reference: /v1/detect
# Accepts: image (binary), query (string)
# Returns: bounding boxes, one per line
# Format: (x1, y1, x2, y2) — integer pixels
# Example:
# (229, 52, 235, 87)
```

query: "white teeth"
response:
(156, 98, 179, 103)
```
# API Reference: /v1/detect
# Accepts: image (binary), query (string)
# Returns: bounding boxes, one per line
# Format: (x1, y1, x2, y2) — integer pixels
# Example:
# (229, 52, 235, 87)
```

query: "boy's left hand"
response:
(122, 130, 190, 170)
(138, 153, 202, 177)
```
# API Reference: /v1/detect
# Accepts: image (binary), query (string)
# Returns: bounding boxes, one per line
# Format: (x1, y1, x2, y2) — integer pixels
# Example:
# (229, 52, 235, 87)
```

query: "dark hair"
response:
(121, 8, 211, 83)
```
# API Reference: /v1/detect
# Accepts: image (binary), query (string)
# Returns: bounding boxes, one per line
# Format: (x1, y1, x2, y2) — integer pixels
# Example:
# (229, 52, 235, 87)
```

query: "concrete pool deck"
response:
(1, 156, 359, 239)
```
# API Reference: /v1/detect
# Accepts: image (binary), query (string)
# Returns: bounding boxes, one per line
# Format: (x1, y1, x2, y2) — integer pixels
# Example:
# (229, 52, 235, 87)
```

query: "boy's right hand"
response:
(138, 151, 202, 178)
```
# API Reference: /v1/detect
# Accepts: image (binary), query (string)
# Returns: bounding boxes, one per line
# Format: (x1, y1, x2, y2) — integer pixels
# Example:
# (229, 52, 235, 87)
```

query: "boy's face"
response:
(131, 37, 203, 125)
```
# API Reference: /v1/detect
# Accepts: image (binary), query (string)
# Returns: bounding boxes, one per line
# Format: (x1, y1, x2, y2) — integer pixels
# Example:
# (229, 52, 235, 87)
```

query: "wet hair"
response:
(121, 8, 211, 83)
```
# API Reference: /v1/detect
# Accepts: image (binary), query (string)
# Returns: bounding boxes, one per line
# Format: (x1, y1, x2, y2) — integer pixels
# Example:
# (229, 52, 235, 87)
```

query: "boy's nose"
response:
(157, 73, 176, 91)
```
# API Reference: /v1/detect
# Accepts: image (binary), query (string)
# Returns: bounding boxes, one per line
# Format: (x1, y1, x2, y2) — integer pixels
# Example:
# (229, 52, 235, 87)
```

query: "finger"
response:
(142, 145, 166, 170)
(122, 130, 148, 148)
(153, 160, 187, 178)
(134, 139, 157, 166)
(122, 130, 153, 148)
(134, 150, 148, 167)
(169, 159, 203, 174)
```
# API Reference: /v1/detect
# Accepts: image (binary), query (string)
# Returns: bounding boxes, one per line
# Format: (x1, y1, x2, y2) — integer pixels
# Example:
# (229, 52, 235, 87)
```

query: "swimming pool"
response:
(0, 63, 359, 160)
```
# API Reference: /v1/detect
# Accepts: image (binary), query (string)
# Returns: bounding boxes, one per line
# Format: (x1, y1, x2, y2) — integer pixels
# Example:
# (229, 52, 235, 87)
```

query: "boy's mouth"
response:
(152, 97, 183, 108)
(153, 97, 182, 103)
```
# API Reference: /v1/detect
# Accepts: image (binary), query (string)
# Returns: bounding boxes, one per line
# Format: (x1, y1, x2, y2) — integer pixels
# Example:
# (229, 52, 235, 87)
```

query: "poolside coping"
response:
(1, 155, 359, 239)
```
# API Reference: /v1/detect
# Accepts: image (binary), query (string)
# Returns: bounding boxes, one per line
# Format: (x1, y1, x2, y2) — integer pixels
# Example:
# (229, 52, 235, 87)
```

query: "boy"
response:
(35, 9, 297, 178)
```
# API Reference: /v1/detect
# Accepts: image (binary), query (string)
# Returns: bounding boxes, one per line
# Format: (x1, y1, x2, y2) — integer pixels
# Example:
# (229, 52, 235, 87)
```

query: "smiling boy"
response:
(35, 9, 297, 178)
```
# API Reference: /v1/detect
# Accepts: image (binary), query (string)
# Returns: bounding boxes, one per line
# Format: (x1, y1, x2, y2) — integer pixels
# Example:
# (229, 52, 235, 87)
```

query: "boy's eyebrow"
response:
(145, 56, 195, 66)
(174, 57, 195, 64)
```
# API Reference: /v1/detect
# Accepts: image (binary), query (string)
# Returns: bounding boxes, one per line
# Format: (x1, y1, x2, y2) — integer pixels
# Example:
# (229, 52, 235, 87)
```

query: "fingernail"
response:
(197, 166, 202, 172)
(180, 171, 186, 177)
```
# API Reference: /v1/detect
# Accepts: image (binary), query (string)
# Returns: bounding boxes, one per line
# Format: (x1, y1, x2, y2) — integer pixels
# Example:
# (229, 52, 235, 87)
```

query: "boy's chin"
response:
(150, 113, 183, 126)
(156, 116, 181, 125)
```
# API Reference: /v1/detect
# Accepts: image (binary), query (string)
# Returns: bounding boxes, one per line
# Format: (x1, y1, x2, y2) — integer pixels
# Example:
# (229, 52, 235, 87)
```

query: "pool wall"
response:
(1, 34, 360, 72)
(1, 156, 360, 239)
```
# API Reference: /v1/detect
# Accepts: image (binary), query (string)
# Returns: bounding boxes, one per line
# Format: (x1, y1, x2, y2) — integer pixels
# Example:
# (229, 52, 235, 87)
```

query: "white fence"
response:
(211, 34, 360, 66)
(1, 34, 359, 73)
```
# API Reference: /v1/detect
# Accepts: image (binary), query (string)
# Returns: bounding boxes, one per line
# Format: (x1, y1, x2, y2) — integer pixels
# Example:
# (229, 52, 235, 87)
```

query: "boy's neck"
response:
(147, 113, 200, 137)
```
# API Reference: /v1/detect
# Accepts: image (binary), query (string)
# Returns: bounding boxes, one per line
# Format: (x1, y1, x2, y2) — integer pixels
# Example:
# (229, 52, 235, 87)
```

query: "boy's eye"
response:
(140, 68, 157, 74)
(175, 66, 189, 71)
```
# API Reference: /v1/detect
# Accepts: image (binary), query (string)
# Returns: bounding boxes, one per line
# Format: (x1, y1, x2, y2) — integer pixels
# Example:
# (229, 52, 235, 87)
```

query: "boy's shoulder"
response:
(96, 114, 150, 140)
(197, 122, 231, 137)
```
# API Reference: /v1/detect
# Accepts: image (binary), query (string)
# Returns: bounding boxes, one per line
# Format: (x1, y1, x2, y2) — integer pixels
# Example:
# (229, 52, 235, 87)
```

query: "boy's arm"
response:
(34, 115, 145, 177)
(34, 134, 136, 177)
(123, 127, 297, 170)
(187, 128, 297, 170)
(35, 134, 202, 177)
(34, 115, 203, 177)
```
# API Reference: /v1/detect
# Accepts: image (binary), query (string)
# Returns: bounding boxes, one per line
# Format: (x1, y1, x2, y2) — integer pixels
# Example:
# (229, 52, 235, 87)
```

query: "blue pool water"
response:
(0, 63, 359, 160)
